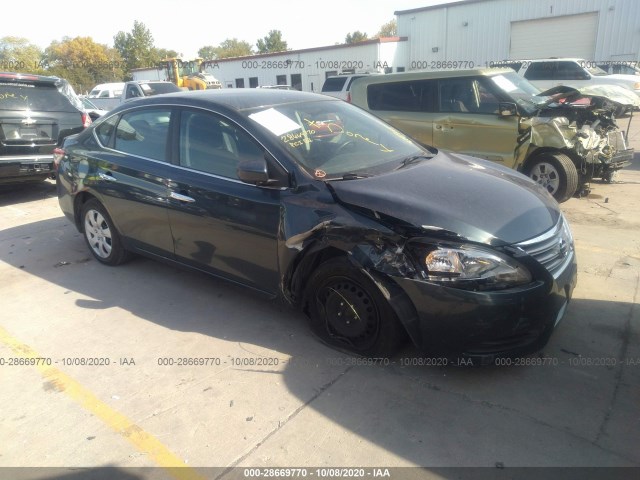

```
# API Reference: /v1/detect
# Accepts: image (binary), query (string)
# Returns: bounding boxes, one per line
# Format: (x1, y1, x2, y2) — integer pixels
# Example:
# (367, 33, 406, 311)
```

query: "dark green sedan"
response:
(55, 89, 577, 364)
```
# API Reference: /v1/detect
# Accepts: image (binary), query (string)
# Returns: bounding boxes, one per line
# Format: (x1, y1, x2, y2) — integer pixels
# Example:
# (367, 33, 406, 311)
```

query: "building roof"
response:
(205, 37, 408, 64)
(395, 0, 491, 16)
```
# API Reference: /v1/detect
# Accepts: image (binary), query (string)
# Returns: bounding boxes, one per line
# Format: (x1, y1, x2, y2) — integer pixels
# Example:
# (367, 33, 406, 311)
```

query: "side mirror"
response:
(237, 158, 270, 185)
(498, 102, 518, 117)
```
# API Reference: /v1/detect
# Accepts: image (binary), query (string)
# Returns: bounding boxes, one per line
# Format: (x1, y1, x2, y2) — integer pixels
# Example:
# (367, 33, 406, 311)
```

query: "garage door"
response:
(510, 12, 598, 59)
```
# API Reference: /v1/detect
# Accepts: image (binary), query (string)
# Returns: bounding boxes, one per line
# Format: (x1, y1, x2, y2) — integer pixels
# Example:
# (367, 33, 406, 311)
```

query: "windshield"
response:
(245, 100, 425, 179)
(489, 72, 547, 114)
(586, 65, 609, 76)
(141, 83, 180, 96)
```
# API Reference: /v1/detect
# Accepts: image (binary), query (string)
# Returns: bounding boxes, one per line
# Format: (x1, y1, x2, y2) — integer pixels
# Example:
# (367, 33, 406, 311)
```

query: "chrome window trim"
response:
(91, 103, 291, 179)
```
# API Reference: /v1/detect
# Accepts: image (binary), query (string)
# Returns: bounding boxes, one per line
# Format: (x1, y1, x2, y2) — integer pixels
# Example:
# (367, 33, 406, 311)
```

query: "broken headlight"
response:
(414, 245, 532, 291)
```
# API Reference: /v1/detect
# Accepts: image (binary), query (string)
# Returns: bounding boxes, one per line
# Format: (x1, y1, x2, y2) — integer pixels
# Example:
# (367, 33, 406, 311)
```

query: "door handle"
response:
(170, 191, 196, 203)
(98, 172, 117, 182)
(435, 124, 443, 130)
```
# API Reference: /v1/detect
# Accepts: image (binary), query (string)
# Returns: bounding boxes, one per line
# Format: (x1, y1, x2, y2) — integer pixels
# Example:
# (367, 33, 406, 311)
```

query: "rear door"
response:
(84, 108, 176, 257)
(165, 108, 282, 294)
(432, 77, 520, 167)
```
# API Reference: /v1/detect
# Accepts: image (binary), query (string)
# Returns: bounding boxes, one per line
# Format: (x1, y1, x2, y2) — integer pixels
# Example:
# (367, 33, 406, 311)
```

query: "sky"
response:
(3, 0, 459, 58)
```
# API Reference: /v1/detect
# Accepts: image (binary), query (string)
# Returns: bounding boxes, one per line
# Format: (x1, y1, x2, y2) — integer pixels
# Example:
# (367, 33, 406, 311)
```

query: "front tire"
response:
(81, 199, 130, 266)
(525, 152, 578, 203)
(304, 257, 407, 357)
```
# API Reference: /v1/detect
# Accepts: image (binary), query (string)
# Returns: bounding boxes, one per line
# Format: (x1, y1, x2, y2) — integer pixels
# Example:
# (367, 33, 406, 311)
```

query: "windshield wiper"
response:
(325, 173, 372, 181)
(396, 154, 434, 170)
(340, 173, 371, 180)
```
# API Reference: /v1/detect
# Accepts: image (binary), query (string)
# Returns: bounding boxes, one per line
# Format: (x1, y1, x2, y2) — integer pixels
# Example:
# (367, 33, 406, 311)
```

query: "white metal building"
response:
(199, 37, 408, 92)
(130, 67, 166, 82)
(396, 0, 640, 68)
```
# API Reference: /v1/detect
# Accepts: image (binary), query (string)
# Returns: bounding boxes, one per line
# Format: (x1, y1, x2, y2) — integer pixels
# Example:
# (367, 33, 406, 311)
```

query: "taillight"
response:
(53, 147, 65, 170)
(81, 112, 92, 128)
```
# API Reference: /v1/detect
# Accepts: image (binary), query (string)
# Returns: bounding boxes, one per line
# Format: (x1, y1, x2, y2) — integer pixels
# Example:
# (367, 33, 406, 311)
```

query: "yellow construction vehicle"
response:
(164, 58, 222, 90)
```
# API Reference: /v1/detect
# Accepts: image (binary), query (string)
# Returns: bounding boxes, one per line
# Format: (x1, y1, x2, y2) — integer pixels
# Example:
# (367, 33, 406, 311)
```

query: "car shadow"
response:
(0, 216, 638, 468)
(0, 178, 57, 206)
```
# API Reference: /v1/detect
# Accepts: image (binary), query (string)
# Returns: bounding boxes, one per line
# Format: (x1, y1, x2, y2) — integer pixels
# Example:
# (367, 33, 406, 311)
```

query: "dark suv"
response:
(0, 72, 89, 184)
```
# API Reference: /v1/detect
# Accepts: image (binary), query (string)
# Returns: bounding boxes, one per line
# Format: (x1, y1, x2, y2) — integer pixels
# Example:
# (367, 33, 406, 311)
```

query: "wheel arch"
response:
(73, 191, 99, 231)
(287, 242, 421, 348)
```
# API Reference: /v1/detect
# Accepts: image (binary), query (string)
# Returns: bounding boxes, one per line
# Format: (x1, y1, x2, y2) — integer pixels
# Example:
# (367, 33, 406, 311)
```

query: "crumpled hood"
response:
(538, 85, 640, 108)
(328, 151, 560, 246)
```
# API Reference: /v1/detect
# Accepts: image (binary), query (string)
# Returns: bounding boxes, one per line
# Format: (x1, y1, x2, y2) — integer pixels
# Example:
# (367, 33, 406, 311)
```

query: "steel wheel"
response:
(316, 276, 380, 349)
(84, 209, 112, 258)
(305, 257, 407, 357)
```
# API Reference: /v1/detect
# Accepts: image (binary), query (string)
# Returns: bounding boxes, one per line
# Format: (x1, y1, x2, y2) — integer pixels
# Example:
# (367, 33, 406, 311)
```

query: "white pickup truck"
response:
(502, 58, 640, 98)
(87, 81, 181, 111)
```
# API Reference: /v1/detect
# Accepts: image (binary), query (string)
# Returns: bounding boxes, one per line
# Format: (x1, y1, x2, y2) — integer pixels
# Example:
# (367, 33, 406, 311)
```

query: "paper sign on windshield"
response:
(249, 108, 301, 136)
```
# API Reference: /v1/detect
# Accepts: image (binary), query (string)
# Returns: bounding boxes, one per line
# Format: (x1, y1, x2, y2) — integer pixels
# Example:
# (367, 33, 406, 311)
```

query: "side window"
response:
(555, 61, 589, 80)
(368, 80, 432, 112)
(179, 110, 264, 180)
(475, 79, 501, 114)
(114, 109, 172, 161)
(523, 62, 554, 81)
(95, 115, 119, 147)
(126, 84, 140, 98)
(439, 78, 476, 113)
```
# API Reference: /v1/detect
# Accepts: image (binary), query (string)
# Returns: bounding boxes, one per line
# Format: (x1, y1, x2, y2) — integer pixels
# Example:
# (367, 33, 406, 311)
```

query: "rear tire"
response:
(304, 257, 407, 357)
(81, 199, 130, 266)
(525, 152, 578, 203)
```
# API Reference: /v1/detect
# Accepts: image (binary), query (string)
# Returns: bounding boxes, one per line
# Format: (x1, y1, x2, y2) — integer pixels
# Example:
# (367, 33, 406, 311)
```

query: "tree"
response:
(0, 36, 44, 73)
(155, 48, 179, 60)
(212, 38, 253, 59)
(113, 21, 158, 76)
(44, 37, 124, 93)
(198, 45, 217, 61)
(345, 31, 369, 44)
(375, 19, 397, 38)
(256, 30, 288, 54)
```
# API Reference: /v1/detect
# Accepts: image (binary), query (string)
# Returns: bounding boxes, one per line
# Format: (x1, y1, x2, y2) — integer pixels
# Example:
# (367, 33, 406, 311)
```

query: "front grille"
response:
(515, 217, 573, 278)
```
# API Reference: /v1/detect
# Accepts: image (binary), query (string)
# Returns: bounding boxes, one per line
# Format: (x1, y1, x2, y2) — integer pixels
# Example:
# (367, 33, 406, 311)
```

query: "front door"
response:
(166, 108, 281, 294)
(432, 77, 520, 168)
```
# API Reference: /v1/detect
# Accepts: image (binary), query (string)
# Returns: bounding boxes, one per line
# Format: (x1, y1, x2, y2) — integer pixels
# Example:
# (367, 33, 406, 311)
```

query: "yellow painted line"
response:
(0, 325, 206, 480)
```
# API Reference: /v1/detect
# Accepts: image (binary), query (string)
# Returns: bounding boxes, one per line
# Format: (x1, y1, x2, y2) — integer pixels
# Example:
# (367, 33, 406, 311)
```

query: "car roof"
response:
(513, 58, 586, 62)
(349, 68, 515, 85)
(0, 72, 61, 85)
(131, 89, 336, 112)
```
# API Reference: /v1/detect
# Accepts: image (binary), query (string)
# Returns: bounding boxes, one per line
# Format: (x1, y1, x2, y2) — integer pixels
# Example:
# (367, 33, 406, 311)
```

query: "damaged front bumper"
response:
(389, 251, 577, 365)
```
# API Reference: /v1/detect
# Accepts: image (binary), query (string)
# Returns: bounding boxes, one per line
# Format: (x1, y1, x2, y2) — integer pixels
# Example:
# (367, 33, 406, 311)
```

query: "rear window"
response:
(322, 77, 348, 92)
(0, 83, 78, 112)
(140, 83, 181, 96)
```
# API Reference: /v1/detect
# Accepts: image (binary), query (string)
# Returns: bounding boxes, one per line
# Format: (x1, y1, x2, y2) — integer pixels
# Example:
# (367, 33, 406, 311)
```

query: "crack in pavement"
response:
(395, 368, 640, 466)
(595, 273, 639, 445)
(216, 366, 353, 478)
